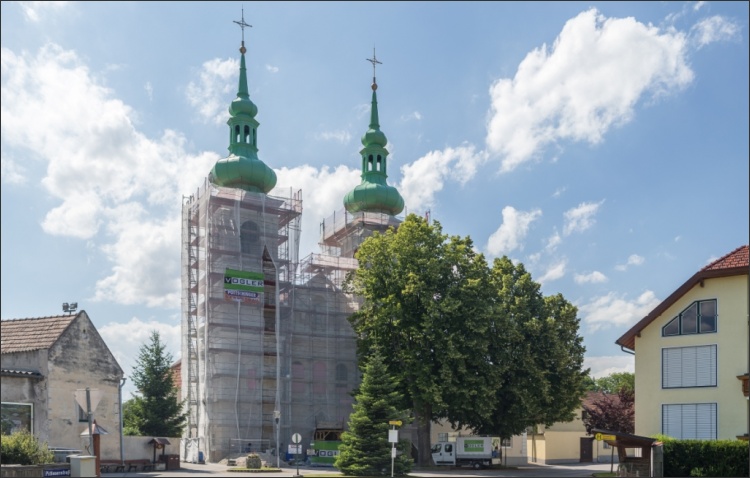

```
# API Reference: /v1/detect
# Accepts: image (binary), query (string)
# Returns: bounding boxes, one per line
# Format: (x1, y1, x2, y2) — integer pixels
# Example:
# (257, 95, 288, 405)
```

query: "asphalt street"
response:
(101, 461, 615, 477)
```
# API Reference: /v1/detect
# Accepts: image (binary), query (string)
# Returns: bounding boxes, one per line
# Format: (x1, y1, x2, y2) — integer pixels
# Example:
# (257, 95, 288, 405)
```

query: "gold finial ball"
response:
(240, 46, 247, 54)
(372, 82, 378, 91)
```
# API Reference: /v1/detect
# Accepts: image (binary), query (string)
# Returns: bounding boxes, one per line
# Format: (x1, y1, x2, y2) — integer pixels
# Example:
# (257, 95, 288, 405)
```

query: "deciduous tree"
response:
(582, 388, 635, 434)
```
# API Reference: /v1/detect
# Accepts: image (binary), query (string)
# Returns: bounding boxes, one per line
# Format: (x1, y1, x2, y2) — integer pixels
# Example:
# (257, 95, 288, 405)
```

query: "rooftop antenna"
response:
(62, 302, 78, 315)
(366, 47, 382, 89)
(233, 6, 252, 53)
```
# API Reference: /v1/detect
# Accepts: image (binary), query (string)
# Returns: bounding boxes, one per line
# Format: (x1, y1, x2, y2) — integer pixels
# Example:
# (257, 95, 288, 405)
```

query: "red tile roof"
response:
(701, 245, 749, 271)
(1, 314, 78, 354)
(616, 245, 748, 351)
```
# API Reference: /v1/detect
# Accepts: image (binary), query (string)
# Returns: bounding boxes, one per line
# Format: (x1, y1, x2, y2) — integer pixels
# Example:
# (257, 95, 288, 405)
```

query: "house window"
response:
(662, 403, 717, 440)
(662, 345, 716, 388)
(662, 300, 717, 336)
(501, 438, 512, 447)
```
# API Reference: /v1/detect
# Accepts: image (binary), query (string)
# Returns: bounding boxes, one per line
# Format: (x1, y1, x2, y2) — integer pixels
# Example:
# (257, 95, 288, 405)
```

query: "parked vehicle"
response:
(431, 436, 501, 469)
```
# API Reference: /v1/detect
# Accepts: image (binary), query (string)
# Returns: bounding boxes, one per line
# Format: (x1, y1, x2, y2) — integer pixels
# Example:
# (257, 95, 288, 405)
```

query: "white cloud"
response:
(265, 64, 279, 73)
(99, 317, 181, 398)
(580, 290, 660, 332)
(584, 355, 634, 378)
(1, 44, 218, 306)
(399, 145, 486, 213)
(552, 186, 567, 198)
(615, 253, 645, 271)
(271, 164, 361, 258)
(563, 200, 604, 236)
(486, 206, 542, 256)
(538, 259, 567, 284)
(574, 270, 608, 284)
(400, 111, 422, 121)
(545, 230, 562, 253)
(17, 1, 70, 22)
(144, 81, 153, 101)
(691, 16, 741, 48)
(185, 57, 238, 124)
(319, 130, 351, 144)
(486, 8, 693, 172)
(1, 157, 26, 184)
(694, 2, 706, 12)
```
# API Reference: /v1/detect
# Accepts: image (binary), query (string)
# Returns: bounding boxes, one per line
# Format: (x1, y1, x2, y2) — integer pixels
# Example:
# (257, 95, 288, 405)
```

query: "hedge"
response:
(656, 436, 748, 477)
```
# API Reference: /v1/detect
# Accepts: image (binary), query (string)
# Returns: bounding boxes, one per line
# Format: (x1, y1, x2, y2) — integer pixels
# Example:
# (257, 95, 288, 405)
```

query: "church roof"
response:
(1, 313, 78, 354)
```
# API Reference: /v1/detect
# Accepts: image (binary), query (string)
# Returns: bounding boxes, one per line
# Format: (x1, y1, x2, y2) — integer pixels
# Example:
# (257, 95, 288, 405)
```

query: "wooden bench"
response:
(125, 459, 154, 472)
(100, 461, 125, 473)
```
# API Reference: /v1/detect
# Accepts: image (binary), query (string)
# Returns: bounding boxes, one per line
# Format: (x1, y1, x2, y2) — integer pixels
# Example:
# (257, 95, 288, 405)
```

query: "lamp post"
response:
(273, 410, 280, 468)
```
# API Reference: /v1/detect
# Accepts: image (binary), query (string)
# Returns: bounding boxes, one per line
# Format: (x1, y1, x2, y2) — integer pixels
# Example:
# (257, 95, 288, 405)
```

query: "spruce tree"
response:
(335, 350, 412, 476)
(128, 330, 186, 437)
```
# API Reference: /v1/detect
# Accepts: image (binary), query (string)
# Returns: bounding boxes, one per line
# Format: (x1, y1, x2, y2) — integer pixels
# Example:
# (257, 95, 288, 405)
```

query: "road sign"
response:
(388, 420, 402, 426)
(595, 433, 616, 441)
(292, 433, 302, 444)
(288, 444, 302, 454)
(388, 430, 398, 443)
(74, 389, 101, 412)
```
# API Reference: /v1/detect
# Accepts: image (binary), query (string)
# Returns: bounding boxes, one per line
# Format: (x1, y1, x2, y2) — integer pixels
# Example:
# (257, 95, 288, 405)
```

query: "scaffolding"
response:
(181, 180, 404, 463)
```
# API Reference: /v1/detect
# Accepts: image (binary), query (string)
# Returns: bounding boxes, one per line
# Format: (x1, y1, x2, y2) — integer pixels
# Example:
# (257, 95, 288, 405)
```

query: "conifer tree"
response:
(127, 330, 186, 437)
(335, 350, 412, 476)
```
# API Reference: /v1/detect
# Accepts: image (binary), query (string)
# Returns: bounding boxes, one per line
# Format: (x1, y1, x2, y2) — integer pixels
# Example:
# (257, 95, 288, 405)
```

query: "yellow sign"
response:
(388, 420, 402, 427)
(595, 433, 616, 441)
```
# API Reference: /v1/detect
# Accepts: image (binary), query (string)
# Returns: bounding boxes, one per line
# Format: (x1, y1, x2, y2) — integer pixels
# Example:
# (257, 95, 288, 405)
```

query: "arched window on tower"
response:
(253, 128, 257, 146)
(241, 220, 260, 253)
(376, 155, 382, 171)
(368, 155, 374, 171)
(235, 125, 241, 143)
(244, 125, 251, 143)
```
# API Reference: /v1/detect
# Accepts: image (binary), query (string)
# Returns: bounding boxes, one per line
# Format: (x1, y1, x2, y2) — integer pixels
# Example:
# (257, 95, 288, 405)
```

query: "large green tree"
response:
(346, 215, 495, 466)
(475, 258, 588, 438)
(335, 350, 412, 476)
(127, 330, 186, 437)
(585, 372, 635, 394)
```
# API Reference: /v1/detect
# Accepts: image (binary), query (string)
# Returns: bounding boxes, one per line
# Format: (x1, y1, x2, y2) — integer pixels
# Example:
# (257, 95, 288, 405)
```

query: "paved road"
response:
(103, 461, 614, 477)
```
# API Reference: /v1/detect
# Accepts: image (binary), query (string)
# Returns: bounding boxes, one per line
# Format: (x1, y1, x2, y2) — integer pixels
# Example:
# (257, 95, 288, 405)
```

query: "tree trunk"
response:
(413, 401, 433, 467)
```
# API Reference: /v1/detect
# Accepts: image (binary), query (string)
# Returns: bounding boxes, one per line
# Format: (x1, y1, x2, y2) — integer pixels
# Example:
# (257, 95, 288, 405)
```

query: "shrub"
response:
(245, 453, 262, 469)
(658, 437, 748, 477)
(0, 429, 55, 465)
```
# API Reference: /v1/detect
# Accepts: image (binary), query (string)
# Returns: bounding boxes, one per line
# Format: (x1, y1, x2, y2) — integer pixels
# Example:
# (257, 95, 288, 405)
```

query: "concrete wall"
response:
(634, 274, 748, 439)
(45, 312, 124, 460)
(123, 436, 182, 461)
(0, 349, 49, 442)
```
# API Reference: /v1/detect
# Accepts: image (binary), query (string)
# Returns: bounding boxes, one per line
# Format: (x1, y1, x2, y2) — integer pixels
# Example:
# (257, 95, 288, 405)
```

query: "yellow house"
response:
(616, 245, 749, 440)
(527, 393, 616, 465)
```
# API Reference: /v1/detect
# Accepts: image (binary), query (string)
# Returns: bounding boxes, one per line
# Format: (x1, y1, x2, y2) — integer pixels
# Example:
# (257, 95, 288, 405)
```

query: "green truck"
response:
(307, 440, 341, 467)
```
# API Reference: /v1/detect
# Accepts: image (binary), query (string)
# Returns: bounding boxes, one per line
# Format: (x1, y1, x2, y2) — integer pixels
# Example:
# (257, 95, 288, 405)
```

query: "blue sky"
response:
(2, 1, 748, 399)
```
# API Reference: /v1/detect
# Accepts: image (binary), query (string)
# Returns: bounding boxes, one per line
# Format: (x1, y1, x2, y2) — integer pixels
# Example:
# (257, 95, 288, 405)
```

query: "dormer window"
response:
(662, 299, 717, 337)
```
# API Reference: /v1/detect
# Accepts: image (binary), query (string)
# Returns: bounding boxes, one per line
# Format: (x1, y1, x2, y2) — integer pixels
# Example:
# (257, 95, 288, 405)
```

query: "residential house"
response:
(527, 392, 619, 465)
(616, 245, 749, 440)
(1, 311, 124, 459)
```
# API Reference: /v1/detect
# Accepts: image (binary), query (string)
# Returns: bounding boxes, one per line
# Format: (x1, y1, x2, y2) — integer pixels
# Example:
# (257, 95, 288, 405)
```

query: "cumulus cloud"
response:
(580, 290, 660, 332)
(584, 355, 634, 378)
(615, 253, 645, 271)
(1, 157, 26, 184)
(486, 206, 542, 256)
(486, 8, 693, 172)
(185, 57, 238, 124)
(574, 270, 608, 284)
(1, 44, 217, 306)
(563, 200, 604, 236)
(265, 64, 279, 73)
(17, 1, 70, 22)
(99, 317, 181, 398)
(400, 111, 422, 121)
(271, 165, 361, 258)
(399, 145, 486, 213)
(538, 259, 567, 284)
(691, 16, 741, 48)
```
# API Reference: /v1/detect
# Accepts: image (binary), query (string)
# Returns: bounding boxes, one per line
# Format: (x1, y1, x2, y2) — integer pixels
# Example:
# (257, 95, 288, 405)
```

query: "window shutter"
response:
(663, 403, 717, 439)
(696, 403, 717, 439)
(696, 345, 716, 387)
(662, 348, 682, 388)
(681, 347, 697, 387)
(662, 404, 682, 438)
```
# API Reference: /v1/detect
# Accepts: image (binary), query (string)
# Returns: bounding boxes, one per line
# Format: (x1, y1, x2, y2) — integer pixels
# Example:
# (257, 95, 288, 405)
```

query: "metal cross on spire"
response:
(233, 7, 252, 46)
(366, 48, 382, 85)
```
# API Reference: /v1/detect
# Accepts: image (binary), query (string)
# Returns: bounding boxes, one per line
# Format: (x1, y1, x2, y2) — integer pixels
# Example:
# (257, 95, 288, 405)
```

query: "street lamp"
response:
(273, 410, 281, 468)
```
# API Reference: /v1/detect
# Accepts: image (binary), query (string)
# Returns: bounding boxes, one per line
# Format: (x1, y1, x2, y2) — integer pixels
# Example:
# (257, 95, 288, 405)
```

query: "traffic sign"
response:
(292, 433, 302, 444)
(388, 420, 402, 426)
(595, 433, 616, 441)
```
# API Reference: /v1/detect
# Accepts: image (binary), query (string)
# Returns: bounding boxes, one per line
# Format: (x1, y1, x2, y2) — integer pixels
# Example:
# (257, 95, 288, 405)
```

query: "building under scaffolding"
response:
(181, 36, 405, 463)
